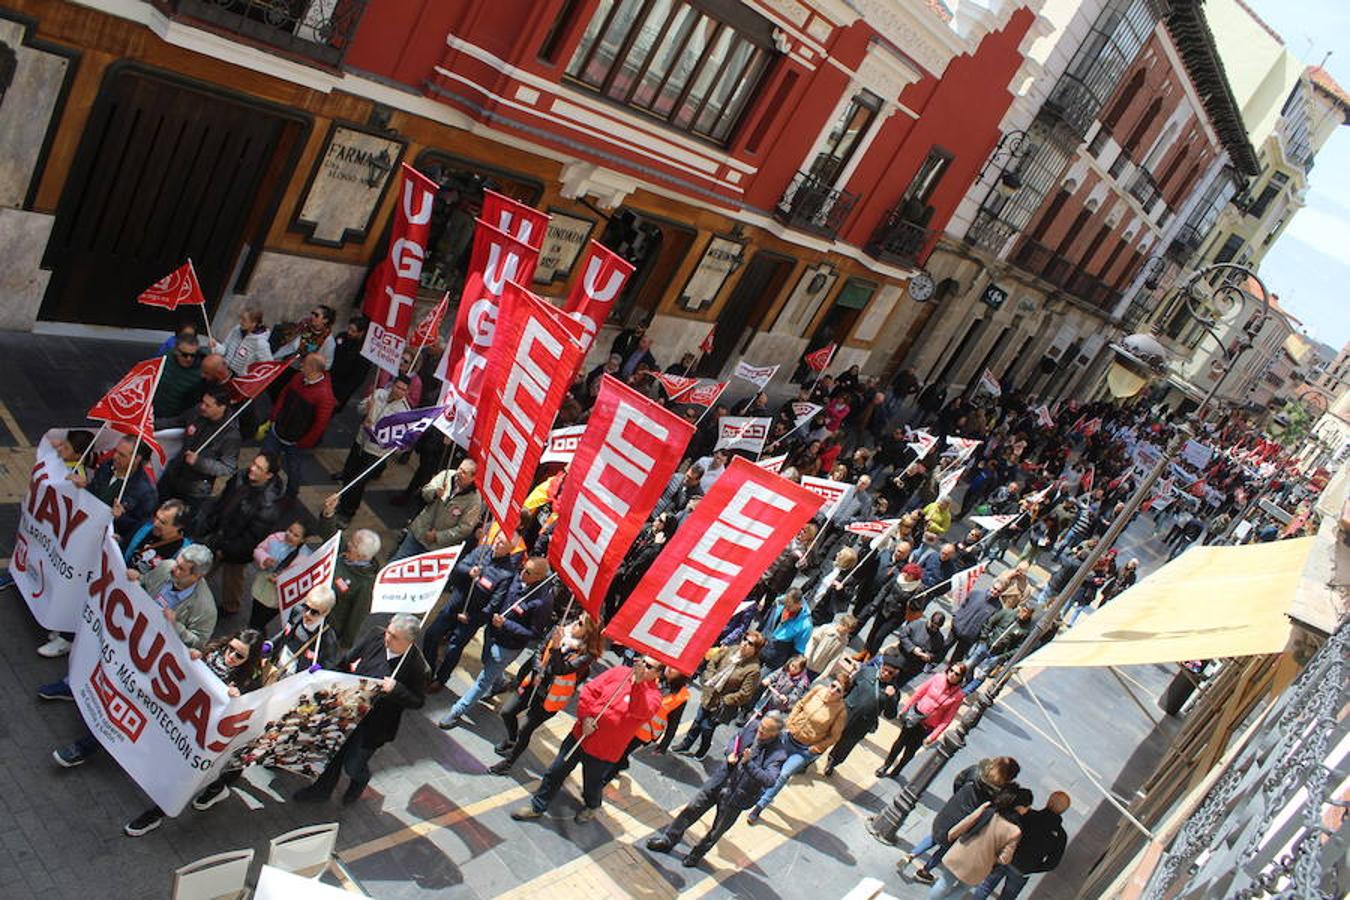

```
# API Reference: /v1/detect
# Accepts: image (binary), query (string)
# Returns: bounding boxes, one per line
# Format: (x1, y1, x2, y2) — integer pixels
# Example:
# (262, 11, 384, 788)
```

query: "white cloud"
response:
(1283, 206, 1350, 260)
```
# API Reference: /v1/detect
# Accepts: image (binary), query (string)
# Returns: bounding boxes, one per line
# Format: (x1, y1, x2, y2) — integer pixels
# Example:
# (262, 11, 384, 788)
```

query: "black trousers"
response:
(310, 727, 380, 796)
(675, 705, 722, 757)
(337, 444, 386, 517)
(865, 612, 907, 656)
(531, 734, 611, 813)
(499, 688, 557, 765)
(882, 723, 926, 773)
(661, 784, 745, 856)
(827, 719, 873, 767)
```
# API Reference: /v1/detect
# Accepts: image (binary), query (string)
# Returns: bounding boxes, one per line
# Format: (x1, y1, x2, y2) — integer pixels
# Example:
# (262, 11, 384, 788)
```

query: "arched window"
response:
(1102, 69, 1145, 131)
(1122, 97, 1162, 157)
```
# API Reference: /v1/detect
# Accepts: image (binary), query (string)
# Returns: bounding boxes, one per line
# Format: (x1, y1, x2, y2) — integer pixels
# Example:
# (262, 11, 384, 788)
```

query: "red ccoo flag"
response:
(804, 342, 836, 373)
(411, 292, 450, 350)
(699, 324, 716, 354)
(227, 358, 294, 402)
(87, 358, 166, 462)
(137, 261, 206, 310)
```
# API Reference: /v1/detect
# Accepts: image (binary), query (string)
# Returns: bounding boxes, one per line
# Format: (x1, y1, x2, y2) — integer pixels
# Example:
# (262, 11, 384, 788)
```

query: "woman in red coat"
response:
(512, 657, 663, 823)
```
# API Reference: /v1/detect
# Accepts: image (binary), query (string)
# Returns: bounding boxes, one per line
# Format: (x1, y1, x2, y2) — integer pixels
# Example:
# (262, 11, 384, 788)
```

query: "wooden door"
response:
(41, 67, 291, 328)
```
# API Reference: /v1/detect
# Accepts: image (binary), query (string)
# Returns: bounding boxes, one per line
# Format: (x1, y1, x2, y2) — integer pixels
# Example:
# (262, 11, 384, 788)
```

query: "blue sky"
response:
(1239, 0, 1350, 350)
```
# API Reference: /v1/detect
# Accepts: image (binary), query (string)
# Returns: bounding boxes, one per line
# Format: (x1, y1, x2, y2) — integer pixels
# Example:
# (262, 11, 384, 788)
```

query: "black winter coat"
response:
(201, 473, 285, 564)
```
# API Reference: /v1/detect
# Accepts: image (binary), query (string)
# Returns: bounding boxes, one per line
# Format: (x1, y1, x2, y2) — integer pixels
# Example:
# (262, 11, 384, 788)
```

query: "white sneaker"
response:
(37, 636, 71, 658)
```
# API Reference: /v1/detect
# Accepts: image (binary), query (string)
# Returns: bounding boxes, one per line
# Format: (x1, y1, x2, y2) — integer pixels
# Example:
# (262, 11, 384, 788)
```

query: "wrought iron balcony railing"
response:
(1128, 168, 1162, 213)
(1013, 240, 1121, 312)
(153, 0, 367, 67)
(865, 208, 936, 268)
(774, 171, 859, 240)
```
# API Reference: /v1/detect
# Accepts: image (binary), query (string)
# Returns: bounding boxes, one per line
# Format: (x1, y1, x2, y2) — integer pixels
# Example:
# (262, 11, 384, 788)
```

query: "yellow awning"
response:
(1020, 537, 1314, 668)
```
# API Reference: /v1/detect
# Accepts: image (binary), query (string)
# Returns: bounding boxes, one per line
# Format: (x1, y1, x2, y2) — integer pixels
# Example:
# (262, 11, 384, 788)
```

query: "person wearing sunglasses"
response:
(154, 334, 205, 420)
(512, 656, 663, 825)
(121, 629, 266, 836)
(745, 672, 851, 825)
(266, 584, 340, 677)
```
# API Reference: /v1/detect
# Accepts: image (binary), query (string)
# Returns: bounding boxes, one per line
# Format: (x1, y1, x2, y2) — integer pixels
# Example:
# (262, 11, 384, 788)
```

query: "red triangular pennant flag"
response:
(698, 324, 716, 354)
(87, 358, 167, 462)
(137, 261, 206, 310)
(411, 292, 450, 349)
(228, 358, 293, 401)
(805, 342, 836, 373)
(655, 372, 698, 400)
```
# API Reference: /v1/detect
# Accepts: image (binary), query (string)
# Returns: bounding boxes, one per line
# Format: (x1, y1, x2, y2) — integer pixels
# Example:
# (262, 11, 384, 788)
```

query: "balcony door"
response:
(807, 91, 881, 187)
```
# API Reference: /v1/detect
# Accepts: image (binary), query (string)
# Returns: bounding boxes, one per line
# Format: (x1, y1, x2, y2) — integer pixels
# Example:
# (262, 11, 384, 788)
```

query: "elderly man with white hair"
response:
(295, 613, 428, 805)
(267, 583, 341, 675)
(318, 497, 383, 649)
(132, 544, 218, 651)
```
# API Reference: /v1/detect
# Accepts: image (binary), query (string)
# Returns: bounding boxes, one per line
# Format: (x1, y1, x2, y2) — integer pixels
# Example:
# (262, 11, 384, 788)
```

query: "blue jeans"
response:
(756, 736, 816, 809)
(973, 864, 1029, 899)
(444, 640, 521, 723)
(261, 432, 308, 499)
(390, 532, 428, 563)
(929, 866, 969, 898)
(912, 834, 950, 872)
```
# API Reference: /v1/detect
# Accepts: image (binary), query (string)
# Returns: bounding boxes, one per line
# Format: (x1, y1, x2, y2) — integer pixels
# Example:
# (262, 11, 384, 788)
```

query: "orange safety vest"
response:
(543, 672, 578, 712)
(636, 686, 689, 743)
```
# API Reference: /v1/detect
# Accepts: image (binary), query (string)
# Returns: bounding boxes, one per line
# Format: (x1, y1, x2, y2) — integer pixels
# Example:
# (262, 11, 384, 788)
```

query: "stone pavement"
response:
(0, 331, 1182, 899)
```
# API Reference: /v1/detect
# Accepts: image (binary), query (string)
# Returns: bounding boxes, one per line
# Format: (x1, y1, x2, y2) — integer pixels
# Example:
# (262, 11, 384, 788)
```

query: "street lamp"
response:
(1106, 333, 1168, 399)
(868, 262, 1274, 844)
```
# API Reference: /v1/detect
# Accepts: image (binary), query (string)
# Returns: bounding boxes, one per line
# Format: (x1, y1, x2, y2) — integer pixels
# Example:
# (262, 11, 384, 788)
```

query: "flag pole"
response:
(188, 259, 214, 347)
(194, 395, 255, 454)
(334, 445, 402, 499)
(565, 676, 631, 761)
(114, 360, 166, 508)
(74, 422, 107, 470)
(393, 575, 476, 682)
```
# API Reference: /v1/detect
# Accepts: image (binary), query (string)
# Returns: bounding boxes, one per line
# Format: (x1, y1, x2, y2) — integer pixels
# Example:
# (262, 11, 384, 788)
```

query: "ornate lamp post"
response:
(868, 262, 1274, 844)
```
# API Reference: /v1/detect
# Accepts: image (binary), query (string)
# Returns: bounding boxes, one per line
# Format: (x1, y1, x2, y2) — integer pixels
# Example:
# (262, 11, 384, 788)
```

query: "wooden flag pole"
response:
(113, 361, 166, 508)
(74, 422, 107, 470)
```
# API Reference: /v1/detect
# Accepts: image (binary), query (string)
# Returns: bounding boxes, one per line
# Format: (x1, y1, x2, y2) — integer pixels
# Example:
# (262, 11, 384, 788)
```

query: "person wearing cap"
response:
(860, 562, 926, 658)
(821, 655, 903, 776)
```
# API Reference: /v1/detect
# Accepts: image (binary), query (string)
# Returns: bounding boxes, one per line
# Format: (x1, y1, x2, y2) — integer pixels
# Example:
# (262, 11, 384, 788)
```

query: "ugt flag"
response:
(549, 376, 693, 617)
(87, 357, 166, 462)
(564, 243, 633, 354)
(605, 458, 823, 673)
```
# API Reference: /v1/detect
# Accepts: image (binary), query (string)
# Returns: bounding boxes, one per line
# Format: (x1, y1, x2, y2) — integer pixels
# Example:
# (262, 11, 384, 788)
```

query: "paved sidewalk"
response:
(0, 331, 1182, 899)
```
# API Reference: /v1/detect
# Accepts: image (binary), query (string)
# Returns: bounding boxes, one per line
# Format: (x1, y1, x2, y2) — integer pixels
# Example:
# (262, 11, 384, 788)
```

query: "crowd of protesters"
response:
(24, 304, 1316, 896)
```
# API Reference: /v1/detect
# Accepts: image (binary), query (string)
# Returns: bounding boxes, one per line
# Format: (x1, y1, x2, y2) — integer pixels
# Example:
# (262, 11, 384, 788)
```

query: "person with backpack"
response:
(972, 791, 1070, 899)
(927, 787, 1032, 898)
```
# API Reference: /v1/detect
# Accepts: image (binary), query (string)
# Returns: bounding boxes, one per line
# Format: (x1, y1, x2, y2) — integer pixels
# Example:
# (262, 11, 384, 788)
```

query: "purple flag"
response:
(365, 405, 449, 451)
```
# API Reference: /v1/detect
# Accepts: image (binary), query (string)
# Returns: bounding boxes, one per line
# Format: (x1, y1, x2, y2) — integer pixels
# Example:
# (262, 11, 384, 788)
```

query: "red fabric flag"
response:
(655, 372, 698, 400)
(226, 359, 292, 401)
(87, 358, 167, 463)
(471, 283, 587, 540)
(698, 324, 716, 354)
(804, 342, 836, 373)
(681, 380, 729, 408)
(361, 164, 439, 335)
(479, 189, 549, 251)
(410, 292, 450, 350)
(137, 261, 205, 310)
(436, 216, 544, 447)
(564, 242, 634, 354)
(549, 376, 693, 616)
(604, 458, 823, 673)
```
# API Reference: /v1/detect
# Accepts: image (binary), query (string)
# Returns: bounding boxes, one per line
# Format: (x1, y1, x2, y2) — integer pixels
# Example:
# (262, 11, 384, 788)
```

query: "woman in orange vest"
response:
(489, 612, 603, 775)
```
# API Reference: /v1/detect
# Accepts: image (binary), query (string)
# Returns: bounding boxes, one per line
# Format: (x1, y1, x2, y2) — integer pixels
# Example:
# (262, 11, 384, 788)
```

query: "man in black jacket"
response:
(894, 612, 949, 684)
(973, 791, 1070, 899)
(440, 557, 555, 729)
(822, 655, 903, 775)
(422, 530, 520, 690)
(157, 387, 240, 506)
(198, 450, 285, 613)
(294, 614, 428, 804)
(646, 713, 788, 867)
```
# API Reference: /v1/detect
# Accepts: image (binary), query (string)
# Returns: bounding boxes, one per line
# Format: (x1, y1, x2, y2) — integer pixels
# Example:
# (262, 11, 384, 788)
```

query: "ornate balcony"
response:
(774, 171, 859, 240)
(153, 0, 367, 67)
(865, 208, 936, 268)
(1013, 240, 1121, 312)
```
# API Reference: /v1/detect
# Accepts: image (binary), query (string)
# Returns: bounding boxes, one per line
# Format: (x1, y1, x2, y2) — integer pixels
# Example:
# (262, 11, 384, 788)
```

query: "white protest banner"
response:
(791, 401, 823, 428)
(1034, 405, 1054, 428)
(1182, 439, 1214, 469)
(969, 514, 1018, 535)
(70, 533, 238, 815)
(845, 518, 900, 538)
(12, 433, 116, 632)
(359, 321, 406, 377)
(756, 453, 787, 474)
(977, 369, 1002, 397)
(733, 360, 778, 390)
(937, 465, 967, 501)
(370, 544, 463, 615)
(540, 425, 586, 465)
(944, 435, 982, 466)
(715, 416, 770, 453)
(948, 562, 987, 608)
(906, 428, 938, 459)
(800, 475, 854, 519)
(275, 531, 340, 614)
(1203, 485, 1225, 508)
(221, 670, 380, 779)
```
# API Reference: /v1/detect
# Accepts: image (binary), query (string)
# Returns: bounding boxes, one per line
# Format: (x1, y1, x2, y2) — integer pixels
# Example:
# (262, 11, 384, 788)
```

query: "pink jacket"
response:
(903, 672, 966, 736)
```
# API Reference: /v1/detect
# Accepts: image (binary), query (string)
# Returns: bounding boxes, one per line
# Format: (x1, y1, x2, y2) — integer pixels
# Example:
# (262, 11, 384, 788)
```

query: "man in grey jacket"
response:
(134, 545, 218, 650)
(391, 459, 483, 561)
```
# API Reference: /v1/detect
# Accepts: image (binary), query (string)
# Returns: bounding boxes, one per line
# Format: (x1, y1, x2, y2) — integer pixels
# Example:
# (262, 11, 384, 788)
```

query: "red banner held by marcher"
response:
(471, 282, 587, 540)
(137, 261, 205, 310)
(681, 380, 729, 408)
(436, 217, 544, 447)
(480, 189, 549, 250)
(362, 164, 438, 336)
(549, 376, 693, 617)
(655, 372, 698, 400)
(605, 458, 823, 674)
(564, 243, 634, 354)
(804, 342, 836, 373)
(227, 359, 293, 401)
